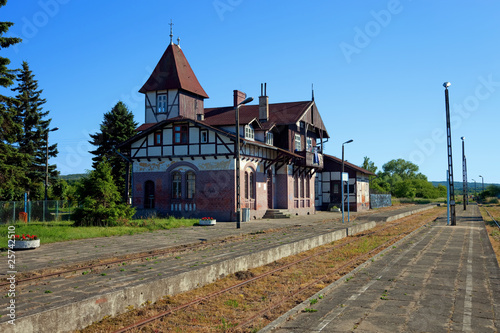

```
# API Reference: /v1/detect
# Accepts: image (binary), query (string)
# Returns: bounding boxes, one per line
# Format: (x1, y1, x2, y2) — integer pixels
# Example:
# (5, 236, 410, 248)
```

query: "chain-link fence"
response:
(0, 200, 77, 224)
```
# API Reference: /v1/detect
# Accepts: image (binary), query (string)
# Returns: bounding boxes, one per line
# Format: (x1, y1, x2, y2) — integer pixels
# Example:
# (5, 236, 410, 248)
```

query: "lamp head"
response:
(443, 82, 451, 88)
(461, 136, 465, 140)
(239, 97, 254, 106)
(343, 139, 353, 145)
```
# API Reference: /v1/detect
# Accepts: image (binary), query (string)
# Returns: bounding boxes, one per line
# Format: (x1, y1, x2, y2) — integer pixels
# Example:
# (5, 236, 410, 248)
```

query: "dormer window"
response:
(244, 124, 254, 140)
(266, 132, 274, 145)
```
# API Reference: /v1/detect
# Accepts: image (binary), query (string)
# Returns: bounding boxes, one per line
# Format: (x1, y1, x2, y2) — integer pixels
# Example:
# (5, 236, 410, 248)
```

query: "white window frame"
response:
(266, 132, 274, 145)
(157, 94, 167, 113)
(245, 124, 254, 140)
(200, 130, 208, 143)
(306, 137, 312, 151)
(295, 134, 302, 151)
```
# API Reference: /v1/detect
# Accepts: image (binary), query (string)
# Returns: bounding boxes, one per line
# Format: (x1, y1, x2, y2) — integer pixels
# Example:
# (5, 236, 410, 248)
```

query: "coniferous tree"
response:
(0, 0, 29, 200)
(89, 101, 137, 199)
(12, 61, 58, 199)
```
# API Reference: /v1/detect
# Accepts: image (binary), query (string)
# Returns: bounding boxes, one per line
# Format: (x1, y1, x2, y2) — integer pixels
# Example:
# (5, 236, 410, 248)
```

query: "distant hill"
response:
(59, 174, 86, 182)
(431, 181, 499, 194)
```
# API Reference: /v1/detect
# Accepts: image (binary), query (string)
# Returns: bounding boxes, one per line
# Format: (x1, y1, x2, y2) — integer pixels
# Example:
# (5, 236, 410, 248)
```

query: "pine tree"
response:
(12, 61, 58, 199)
(0, 0, 29, 200)
(89, 101, 137, 199)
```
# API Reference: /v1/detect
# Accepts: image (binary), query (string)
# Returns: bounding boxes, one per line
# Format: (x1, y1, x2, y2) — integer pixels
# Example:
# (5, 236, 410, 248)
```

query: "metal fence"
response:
(0, 200, 77, 223)
(370, 194, 392, 209)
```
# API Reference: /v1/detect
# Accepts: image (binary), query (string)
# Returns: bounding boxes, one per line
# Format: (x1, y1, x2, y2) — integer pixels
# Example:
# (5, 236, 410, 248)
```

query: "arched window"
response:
(244, 171, 249, 199)
(144, 180, 155, 209)
(249, 172, 255, 199)
(186, 171, 196, 199)
(300, 175, 305, 198)
(172, 172, 182, 199)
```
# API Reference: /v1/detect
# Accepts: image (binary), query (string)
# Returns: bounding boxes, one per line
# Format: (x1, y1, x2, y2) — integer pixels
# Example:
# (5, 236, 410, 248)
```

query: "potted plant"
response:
(12, 234, 40, 250)
(199, 217, 216, 226)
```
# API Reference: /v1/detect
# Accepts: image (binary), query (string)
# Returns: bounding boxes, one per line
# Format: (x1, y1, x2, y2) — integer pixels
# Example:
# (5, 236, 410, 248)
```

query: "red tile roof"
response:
(139, 43, 209, 98)
(204, 101, 328, 135)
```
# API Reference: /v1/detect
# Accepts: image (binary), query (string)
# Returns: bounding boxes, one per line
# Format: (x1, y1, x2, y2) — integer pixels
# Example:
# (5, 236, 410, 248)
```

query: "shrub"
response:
(72, 159, 135, 226)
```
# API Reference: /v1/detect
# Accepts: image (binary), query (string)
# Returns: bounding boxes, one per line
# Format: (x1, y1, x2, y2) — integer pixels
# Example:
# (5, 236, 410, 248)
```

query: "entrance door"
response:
(267, 169, 273, 209)
(330, 180, 341, 205)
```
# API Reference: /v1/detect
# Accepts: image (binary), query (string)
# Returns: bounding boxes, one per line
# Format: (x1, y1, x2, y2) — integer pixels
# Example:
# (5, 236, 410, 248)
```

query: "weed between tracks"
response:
(78, 208, 444, 333)
(480, 203, 500, 265)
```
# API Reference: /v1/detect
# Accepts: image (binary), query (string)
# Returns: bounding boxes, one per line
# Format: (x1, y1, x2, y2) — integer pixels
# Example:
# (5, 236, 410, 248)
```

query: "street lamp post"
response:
(479, 175, 484, 193)
(44, 127, 59, 221)
(443, 82, 456, 226)
(461, 137, 467, 210)
(341, 139, 353, 223)
(235, 96, 253, 229)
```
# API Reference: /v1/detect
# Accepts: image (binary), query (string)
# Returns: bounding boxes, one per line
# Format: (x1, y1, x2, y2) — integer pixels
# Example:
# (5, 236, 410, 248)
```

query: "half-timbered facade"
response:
(119, 40, 329, 221)
(315, 155, 374, 212)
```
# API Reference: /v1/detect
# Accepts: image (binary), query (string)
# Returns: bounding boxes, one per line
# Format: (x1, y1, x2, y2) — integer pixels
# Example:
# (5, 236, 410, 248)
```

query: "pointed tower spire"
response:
(312, 83, 315, 101)
(169, 19, 174, 44)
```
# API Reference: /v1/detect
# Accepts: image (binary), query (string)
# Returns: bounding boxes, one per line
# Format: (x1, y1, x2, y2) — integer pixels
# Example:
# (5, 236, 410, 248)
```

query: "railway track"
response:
(106, 211, 441, 333)
(483, 206, 500, 230)
(0, 226, 301, 288)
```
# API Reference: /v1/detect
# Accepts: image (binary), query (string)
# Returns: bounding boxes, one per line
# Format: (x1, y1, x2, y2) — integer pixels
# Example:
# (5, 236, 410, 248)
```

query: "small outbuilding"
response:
(315, 154, 375, 212)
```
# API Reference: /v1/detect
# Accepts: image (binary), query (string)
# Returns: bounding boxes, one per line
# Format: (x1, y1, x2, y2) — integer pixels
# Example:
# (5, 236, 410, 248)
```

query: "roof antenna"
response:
(311, 83, 315, 101)
(169, 19, 174, 44)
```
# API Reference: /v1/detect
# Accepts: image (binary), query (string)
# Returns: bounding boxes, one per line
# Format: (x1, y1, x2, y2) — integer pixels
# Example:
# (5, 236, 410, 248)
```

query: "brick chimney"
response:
(259, 83, 269, 122)
(233, 90, 246, 107)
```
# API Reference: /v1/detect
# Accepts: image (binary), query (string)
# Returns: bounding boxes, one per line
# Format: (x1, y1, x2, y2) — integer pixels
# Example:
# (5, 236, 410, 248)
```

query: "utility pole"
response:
(443, 82, 456, 225)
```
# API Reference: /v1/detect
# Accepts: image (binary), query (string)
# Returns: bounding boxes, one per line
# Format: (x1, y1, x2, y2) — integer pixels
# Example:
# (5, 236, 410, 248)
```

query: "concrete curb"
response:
(2, 222, 376, 333)
(385, 204, 435, 222)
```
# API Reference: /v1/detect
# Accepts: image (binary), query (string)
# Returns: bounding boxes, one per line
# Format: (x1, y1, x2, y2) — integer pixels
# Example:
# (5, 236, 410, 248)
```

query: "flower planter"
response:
(13, 239, 40, 250)
(199, 219, 216, 226)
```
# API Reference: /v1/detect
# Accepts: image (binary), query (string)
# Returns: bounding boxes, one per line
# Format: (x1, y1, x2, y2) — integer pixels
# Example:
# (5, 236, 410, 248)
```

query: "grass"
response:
(0, 217, 198, 249)
(79, 208, 444, 333)
(479, 202, 500, 265)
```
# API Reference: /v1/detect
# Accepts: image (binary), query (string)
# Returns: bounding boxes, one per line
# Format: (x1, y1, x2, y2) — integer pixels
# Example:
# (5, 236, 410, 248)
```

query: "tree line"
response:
(361, 157, 448, 199)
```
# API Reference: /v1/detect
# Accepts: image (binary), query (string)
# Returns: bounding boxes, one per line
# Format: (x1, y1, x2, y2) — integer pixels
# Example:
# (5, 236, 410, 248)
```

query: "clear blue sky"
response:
(2, 0, 499, 184)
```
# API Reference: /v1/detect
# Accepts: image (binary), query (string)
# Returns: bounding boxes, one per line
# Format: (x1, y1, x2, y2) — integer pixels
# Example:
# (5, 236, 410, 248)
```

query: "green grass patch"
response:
(0, 217, 198, 249)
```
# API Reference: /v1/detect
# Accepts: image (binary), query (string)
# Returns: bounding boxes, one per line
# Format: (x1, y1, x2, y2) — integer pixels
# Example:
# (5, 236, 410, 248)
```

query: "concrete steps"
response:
(263, 209, 291, 219)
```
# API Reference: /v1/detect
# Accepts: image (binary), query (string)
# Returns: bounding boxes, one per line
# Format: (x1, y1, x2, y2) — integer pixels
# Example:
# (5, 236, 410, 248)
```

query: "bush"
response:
(72, 159, 135, 226)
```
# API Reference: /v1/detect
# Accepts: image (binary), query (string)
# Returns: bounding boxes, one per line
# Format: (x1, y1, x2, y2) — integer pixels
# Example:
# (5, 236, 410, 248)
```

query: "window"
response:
(186, 172, 195, 199)
(306, 175, 310, 198)
(172, 172, 182, 199)
(306, 137, 312, 151)
(244, 124, 254, 140)
(154, 131, 162, 146)
(300, 175, 305, 198)
(249, 172, 255, 199)
(200, 130, 208, 143)
(144, 181, 155, 209)
(244, 171, 249, 199)
(173, 125, 188, 144)
(266, 132, 274, 145)
(295, 134, 302, 151)
(157, 95, 167, 113)
(294, 175, 298, 198)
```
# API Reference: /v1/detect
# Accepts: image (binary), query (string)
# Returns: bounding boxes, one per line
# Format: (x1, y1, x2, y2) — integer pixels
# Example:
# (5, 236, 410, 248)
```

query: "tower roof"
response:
(139, 43, 209, 98)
